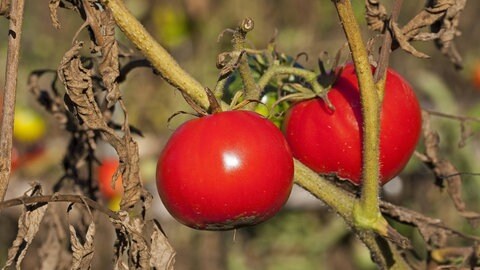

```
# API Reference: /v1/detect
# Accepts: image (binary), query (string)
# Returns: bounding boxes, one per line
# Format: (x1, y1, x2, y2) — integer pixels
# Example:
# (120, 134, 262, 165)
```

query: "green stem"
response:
(293, 159, 355, 224)
(258, 66, 324, 95)
(102, 0, 403, 255)
(333, 0, 382, 229)
(233, 18, 261, 110)
(102, 0, 209, 109)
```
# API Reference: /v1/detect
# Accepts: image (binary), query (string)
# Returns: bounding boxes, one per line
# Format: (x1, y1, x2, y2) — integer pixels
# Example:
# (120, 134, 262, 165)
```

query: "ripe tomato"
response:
(156, 110, 294, 230)
(283, 64, 422, 185)
(473, 62, 480, 89)
(97, 158, 123, 199)
(11, 146, 20, 171)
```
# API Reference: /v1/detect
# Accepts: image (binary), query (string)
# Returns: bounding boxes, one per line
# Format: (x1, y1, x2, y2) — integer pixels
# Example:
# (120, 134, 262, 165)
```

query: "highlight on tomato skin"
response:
(156, 110, 294, 230)
(283, 63, 422, 186)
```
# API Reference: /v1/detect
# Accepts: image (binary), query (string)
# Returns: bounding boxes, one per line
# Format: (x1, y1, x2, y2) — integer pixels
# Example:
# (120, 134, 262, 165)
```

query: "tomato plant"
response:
(97, 158, 123, 199)
(156, 110, 294, 230)
(283, 63, 422, 185)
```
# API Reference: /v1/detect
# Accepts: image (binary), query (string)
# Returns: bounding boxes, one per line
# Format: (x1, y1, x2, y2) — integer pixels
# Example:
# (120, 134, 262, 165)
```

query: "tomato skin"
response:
(473, 63, 480, 89)
(11, 147, 20, 171)
(98, 158, 123, 199)
(283, 64, 422, 185)
(156, 111, 294, 230)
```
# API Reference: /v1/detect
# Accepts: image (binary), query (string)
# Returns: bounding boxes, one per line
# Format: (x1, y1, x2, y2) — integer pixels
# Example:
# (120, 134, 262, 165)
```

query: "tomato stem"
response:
(232, 18, 262, 110)
(293, 159, 355, 220)
(333, 0, 384, 230)
(258, 66, 325, 96)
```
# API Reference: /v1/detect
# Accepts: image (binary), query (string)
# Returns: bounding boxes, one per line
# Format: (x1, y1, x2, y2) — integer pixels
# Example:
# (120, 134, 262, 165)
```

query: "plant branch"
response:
(233, 18, 261, 110)
(293, 159, 355, 222)
(101, 0, 209, 109)
(258, 66, 324, 95)
(0, 194, 118, 220)
(0, 0, 25, 202)
(374, 0, 403, 98)
(333, 0, 382, 229)
(424, 109, 480, 123)
(294, 160, 411, 266)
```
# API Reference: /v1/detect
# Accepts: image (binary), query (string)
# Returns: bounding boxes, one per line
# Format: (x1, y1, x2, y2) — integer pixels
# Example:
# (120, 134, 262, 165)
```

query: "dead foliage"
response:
(366, 0, 467, 68)
(2, 0, 175, 269)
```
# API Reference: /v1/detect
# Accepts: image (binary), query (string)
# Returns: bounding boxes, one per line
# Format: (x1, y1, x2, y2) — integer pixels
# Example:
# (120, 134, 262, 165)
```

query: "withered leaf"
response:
(420, 112, 480, 226)
(3, 185, 48, 270)
(67, 203, 96, 270)
(111, 212, 148, 269)
(149, 220, 175, 270)
(38, 209, 71, 270)
(48, 0, 61, 29)
(81, 0, 121, 107)
(391, 22, 430, 59)
(365, 0, 388, 32)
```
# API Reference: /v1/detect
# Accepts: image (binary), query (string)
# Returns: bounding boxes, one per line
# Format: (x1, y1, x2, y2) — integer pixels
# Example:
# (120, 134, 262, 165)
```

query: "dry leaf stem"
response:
(0, 0, 25, 201)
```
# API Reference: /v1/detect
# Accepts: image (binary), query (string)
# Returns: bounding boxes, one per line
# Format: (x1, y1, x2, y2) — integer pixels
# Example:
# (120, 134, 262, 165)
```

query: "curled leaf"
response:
(3, 184, 48, 270)
(67, 203, 96, 270)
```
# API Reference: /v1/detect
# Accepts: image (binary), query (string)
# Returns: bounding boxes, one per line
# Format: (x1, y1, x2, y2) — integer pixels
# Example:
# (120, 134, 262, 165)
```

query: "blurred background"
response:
(1, 0, 480, 269)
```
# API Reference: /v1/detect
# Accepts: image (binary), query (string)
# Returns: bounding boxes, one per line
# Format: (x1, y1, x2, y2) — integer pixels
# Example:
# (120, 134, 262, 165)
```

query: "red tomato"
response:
(98, 158, 123, 199)
(283, 64, 422, 185)
(473, 63, 480, 89)
(156, 111, 294, 230)
(11, 146, 20, 171)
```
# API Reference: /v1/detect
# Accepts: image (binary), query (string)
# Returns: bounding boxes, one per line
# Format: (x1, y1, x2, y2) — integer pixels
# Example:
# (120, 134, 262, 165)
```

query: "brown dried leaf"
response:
(38, 209, 71, 270)
(111, 211, 174, 269)
(391, 22, 430, 59)
(431, 0, 466, 69)
(49, 0, 61, 29)
(0, 0, 10, 16)
(365, 0, 388, 32)
(130, 216, 150, 268)
(380, 201, 480, 248)
(149, 220, 175, 269)
(111, 212, 150, 269)
(67, 203, 96, 270)
(81, 0, 121, 107)
(113, 218, 130, 270)
(420, 112, 480, 226)
(399, 0, 466, 67)
(58, 42, 109, 132)
(3, 184, 48, 270)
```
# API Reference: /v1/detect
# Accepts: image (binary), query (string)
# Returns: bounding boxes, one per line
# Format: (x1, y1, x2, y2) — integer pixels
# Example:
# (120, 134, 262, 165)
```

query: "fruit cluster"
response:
(154, 64, 421, 230)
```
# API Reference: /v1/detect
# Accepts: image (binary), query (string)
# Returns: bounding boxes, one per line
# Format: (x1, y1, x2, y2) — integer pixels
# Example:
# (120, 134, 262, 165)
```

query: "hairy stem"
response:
(101, 0, 209, 109)
(258, 66, 324, 95)
(102, 0, 408, 259)
(333, 0, 382, 228)
(0, 0, 25, 202)
(233, 18, 261, 110)
(293, 159, 355, 222)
